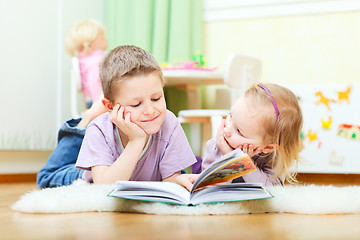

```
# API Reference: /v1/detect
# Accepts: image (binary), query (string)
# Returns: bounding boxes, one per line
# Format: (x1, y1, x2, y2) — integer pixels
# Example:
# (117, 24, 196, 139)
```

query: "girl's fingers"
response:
(242, 143, 248, 153)
(256, 147, 263, 155)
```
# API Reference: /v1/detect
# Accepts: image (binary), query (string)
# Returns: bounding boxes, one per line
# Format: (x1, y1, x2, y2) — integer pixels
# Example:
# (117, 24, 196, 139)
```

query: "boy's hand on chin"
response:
(110, 105, 147, 141)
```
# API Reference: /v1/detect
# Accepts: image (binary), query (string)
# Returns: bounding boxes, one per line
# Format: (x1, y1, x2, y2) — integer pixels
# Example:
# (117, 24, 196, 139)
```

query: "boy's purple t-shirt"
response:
(76, 110, 196, 183)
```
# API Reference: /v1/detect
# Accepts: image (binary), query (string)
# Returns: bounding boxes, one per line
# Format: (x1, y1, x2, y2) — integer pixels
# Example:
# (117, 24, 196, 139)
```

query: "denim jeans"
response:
(37, 118, 85, 188)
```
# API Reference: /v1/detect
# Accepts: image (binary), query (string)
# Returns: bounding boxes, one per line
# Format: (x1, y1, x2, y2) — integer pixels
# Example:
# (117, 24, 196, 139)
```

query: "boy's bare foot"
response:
(78, 95, 106, 128)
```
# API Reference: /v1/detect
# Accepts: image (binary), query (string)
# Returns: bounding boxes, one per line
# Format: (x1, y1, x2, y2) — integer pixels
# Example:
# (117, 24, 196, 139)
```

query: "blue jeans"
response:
(37, 118, 85, 188)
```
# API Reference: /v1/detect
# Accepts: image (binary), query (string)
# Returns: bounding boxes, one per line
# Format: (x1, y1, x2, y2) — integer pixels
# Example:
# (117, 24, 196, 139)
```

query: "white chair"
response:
(70, 57, 82, 119)
(178, 53, 262, 155)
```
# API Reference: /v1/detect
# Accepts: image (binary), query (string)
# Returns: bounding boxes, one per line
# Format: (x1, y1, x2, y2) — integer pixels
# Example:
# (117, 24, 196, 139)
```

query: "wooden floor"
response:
(2, 182, 360, 240)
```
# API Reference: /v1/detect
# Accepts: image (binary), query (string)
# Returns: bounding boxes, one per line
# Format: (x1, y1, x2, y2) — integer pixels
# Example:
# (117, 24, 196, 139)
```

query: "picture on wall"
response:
(288, 83, 360, 173)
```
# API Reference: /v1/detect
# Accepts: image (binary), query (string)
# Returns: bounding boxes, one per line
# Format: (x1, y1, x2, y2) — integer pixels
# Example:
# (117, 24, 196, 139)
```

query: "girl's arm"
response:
(241, 168, 284, 186)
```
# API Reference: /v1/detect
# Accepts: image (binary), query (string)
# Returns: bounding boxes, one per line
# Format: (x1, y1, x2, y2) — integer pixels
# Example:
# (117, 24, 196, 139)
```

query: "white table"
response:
(163, 70, 224, 156)
(163, 70, 224, 109)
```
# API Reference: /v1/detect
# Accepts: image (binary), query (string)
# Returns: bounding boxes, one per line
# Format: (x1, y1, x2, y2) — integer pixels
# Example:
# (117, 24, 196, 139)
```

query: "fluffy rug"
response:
(11, 180, 360, 215)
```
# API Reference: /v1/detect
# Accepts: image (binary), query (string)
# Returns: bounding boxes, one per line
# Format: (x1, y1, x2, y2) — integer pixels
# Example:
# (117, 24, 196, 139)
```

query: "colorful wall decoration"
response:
(287, 84, 360, 173)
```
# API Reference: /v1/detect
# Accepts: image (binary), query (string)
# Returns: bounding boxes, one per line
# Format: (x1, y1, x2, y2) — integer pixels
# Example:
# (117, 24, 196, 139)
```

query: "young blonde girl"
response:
(65, 19, 107, 108)
(178, 83, 303, 190)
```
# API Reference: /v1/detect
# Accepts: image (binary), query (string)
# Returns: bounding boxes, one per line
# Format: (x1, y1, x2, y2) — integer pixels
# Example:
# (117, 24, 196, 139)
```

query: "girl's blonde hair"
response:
(99, 45, 164, 103)
(65, 19, 106, 56)
(245, 83, 303, 183)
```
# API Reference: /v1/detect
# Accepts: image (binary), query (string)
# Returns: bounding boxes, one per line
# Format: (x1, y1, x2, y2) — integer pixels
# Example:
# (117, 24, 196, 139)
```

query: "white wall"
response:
(0, 0, 105, 151)
(0, 0, 105, 173)
(0, 0, 58, 150)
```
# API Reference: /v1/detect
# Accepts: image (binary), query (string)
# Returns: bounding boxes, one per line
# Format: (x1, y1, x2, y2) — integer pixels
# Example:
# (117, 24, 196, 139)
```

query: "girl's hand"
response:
(110, 104, 147, 141)
(216, 119, 233, 155)
(237, 143, 262, 157)
(175, 174, 200, 191)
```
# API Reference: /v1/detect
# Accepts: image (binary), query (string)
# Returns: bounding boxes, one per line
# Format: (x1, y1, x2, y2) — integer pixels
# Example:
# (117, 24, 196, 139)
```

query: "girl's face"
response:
(223, 95, 268, 150)
(112, 73, 166, 135)
(90, 30, 107, 51)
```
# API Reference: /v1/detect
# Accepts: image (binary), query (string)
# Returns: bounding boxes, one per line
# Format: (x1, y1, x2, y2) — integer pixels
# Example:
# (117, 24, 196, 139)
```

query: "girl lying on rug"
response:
(37, 45, 197, 188)
(178, 83, 304, 191)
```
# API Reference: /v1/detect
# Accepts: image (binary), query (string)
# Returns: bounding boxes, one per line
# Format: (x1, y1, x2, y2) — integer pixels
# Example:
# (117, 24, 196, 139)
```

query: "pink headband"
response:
(258, 84, 279, 119)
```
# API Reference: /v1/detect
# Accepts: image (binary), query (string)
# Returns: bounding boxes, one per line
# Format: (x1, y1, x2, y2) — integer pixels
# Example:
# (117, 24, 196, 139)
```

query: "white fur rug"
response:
(11, 180, 360, 215)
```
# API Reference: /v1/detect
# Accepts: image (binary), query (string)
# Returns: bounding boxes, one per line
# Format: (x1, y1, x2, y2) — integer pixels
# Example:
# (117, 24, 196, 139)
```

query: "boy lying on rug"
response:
(37, 45, 197, 188)
(37, 45, 303, 191)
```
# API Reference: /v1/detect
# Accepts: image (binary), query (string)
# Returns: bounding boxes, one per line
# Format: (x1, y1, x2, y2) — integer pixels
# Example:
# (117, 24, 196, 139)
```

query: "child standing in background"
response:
(177, 83, 303, 190)
(65, 19, 107, 108)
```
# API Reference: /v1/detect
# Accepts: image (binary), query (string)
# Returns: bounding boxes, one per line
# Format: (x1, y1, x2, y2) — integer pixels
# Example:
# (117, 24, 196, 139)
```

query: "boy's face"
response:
(222, 95, 267, 150)
(111, 72, 166, 135)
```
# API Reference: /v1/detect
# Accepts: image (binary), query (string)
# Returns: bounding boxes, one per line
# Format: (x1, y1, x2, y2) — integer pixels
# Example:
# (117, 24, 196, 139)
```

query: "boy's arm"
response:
(92, 107, 148, 184)
(163, 171, 181, 182)
(91, 138, 146, 184)
(172, 174, 200, 191)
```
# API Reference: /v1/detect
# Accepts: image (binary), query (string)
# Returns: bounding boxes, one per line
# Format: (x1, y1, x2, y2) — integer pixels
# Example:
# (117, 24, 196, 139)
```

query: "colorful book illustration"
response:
(190, 148, 257, 193)
(108, 149, 272, 206)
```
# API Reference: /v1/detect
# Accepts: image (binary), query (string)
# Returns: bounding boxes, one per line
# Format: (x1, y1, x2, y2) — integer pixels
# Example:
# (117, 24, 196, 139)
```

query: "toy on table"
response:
(161, 52, 217, 71)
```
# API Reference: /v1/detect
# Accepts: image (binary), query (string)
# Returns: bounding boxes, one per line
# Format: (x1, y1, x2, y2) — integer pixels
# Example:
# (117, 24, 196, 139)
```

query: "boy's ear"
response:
(101, 98, 113, 113)
(262, 144, 278, 154)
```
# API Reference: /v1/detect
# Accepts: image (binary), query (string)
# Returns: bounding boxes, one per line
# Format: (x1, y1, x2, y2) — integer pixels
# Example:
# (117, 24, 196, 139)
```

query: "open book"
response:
(108, 149, 273, 205)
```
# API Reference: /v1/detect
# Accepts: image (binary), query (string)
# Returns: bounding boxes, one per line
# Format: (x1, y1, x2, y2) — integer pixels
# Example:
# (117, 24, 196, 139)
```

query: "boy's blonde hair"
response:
(245, 83, 303, 183)
(65, 19, 106, 56)
(99, 45, 164, 103)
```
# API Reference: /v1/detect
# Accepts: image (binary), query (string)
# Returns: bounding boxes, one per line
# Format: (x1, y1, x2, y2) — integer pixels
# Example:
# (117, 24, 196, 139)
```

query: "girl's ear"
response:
(101, 98, 114, 113)
(262, 144, 278, 154)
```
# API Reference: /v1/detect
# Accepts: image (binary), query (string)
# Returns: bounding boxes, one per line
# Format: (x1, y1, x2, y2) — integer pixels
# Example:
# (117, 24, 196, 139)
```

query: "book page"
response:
(109, 181, 191, 205)
(191, 149, 256, 193)
(190, 183, 272, 205)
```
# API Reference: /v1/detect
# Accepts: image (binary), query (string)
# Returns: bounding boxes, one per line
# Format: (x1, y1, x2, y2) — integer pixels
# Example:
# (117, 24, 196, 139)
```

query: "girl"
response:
(65, 19, 107, 108)
(178, 83, 303, 190)
(37, 45, 197, 188)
